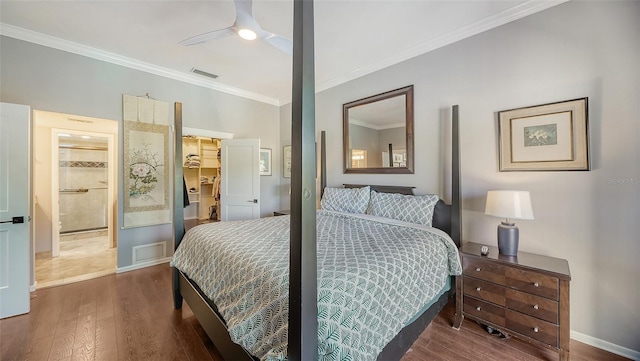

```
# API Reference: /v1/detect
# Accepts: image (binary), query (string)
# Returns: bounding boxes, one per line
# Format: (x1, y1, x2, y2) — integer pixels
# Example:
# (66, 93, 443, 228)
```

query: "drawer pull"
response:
(533, 304, 539, 310)
(475, 267, 481, 272)
(533, 327, 539, 333)
(476, 287, 482, 292)
(533, 282, 540, 287)
(476, 306, 481, 311)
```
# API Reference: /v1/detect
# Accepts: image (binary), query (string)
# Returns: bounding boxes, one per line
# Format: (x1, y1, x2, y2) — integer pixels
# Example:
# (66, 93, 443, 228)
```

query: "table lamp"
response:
(485, 190, 534, 256)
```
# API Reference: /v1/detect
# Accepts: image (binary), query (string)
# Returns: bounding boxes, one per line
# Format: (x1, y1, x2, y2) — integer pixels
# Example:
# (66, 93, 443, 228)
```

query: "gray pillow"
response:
(369, 191, 440, 226)
(320, 186, 371, 214)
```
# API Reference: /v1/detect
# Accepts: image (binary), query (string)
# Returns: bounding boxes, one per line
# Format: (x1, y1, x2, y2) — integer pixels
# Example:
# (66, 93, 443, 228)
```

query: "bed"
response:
(171, 110, 462, 359)
(172, 185, 461, 360)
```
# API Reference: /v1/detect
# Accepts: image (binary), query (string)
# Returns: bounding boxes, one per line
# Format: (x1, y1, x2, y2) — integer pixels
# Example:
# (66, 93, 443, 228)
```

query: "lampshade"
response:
(485, 190, 534, 220)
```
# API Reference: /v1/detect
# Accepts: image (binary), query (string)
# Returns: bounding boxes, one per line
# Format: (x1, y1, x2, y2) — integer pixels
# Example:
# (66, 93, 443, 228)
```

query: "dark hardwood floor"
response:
(0, 264, 629, 361)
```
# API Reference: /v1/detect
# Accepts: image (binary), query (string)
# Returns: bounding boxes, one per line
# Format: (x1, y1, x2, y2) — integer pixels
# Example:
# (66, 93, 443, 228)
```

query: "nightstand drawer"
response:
(506, 288, 558, 324)
(464, 296, 505, 327)
(506, 267, 559, 300)
(463, 276, 506, 306)
(462, 258, 506, 285)
(506, 309, 558, 347)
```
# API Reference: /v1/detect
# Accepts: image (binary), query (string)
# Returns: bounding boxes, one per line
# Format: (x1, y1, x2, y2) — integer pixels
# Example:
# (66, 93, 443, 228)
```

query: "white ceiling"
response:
(0, 0, 565, 105)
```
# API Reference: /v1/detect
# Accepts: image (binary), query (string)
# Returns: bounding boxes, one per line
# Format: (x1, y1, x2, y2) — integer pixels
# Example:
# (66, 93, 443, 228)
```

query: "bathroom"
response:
(33, 111, 118, 289)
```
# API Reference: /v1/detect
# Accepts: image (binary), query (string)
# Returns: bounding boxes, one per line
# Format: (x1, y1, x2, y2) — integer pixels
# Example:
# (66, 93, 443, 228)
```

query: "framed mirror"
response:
(343, 85, 414, 174)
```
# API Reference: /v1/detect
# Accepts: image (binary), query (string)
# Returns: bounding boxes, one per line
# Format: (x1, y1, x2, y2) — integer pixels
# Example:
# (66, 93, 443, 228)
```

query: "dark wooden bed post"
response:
(173, 102, 185, 309)
(320, 130, 326, 197)
(289, 0, 318, 360)
(451, 105, 461, 246)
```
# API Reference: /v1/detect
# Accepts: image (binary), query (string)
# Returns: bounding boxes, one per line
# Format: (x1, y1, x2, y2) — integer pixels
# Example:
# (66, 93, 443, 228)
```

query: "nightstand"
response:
(273, 210, 290, 216)
(453, 242, 571, 361)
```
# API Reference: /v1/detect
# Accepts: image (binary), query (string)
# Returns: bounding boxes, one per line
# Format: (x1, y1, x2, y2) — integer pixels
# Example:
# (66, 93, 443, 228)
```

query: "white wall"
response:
(0, 36, 282, 269)
(310, 1, 639, 356)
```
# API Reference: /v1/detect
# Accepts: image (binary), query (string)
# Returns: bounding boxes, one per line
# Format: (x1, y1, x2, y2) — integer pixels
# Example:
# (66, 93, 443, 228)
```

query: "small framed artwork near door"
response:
(260, 148, 272, 176)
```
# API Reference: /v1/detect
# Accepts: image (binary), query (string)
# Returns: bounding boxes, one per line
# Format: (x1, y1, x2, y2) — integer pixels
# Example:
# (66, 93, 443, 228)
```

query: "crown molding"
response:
(314, 0, 568, 96)
(2, 0, 565, 108)
(0, 23, 281, 106)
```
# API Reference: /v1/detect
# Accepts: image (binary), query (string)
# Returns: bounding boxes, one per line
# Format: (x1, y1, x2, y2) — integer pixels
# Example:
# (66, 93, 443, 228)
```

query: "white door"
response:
(0, 103, 30, 318)
(220, 139, 260, 221)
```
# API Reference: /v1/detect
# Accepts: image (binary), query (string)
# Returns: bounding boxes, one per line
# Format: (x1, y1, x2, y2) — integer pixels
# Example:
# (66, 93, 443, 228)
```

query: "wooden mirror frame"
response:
(343, 85, 414, 174)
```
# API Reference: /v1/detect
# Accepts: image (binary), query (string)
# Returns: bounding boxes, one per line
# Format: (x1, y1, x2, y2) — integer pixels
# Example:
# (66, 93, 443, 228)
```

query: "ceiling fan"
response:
(179, 0, 292, 56)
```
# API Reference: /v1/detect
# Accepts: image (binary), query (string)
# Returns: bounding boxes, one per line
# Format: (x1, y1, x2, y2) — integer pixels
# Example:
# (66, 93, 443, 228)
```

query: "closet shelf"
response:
(183, 135, 221, 221)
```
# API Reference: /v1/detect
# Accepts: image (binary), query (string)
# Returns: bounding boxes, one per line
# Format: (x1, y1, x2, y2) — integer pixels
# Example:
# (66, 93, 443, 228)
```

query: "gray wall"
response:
(349, 123, 382, 167)
(311, 1, 639, 354)
(0, 36, 281, 269)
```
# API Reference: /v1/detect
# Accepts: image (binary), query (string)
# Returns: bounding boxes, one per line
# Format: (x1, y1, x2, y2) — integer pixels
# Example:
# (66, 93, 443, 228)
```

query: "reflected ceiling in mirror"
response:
(343, 85, 414, 174)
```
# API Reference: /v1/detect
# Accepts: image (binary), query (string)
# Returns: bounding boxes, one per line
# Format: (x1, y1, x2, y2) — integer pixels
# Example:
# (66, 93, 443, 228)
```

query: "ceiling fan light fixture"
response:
(238, 28, 257, 40)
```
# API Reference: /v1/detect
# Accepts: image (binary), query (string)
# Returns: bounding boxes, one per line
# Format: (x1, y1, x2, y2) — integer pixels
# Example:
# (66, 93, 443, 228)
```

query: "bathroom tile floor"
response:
(35, 231, 116, 289)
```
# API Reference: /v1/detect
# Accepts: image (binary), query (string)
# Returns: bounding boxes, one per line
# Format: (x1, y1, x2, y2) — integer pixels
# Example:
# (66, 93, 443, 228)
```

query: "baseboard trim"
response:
(116, 257, 171, 274)
(571, 330, 640, 360)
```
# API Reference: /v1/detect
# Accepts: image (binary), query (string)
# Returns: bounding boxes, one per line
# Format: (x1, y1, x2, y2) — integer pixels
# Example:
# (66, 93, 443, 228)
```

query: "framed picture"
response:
(283, 145, 292, 178)
(259, 148, 272, 176)
(498, 98, 589, 171)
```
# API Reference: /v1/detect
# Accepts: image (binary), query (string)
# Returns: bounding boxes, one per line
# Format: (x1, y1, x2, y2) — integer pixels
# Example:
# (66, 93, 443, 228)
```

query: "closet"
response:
(182, 135, 221, 221)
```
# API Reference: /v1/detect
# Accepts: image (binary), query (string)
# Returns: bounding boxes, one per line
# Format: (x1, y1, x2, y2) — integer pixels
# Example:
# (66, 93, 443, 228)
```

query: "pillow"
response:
(369, 191, 440, 226)
(320, 186, 371, 214)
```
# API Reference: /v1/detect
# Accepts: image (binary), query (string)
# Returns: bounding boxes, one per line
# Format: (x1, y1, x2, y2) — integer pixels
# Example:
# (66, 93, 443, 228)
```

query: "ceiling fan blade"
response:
(180, 27, 235, 46)
(233, 0, 254, 21)
(263, 33, 292, 56)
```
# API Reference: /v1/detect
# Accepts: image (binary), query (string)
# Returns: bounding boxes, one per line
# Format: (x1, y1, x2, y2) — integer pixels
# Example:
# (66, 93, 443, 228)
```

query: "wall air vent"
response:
(191, 68, 219, 79)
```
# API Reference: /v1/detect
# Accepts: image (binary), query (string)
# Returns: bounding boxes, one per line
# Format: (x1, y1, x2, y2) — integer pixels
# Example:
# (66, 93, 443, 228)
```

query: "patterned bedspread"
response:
(171, 210, 462, 361)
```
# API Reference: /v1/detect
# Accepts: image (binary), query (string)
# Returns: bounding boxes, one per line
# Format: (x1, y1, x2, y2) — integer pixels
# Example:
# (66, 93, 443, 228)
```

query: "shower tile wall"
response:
(59, 148, 108, 233)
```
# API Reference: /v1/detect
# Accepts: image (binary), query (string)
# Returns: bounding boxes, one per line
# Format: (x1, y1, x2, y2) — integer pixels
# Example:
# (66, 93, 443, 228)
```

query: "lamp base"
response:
(497, 222, 519, 256)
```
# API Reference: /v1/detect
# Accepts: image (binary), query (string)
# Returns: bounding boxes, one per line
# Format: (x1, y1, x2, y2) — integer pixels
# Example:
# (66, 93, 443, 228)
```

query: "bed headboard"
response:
(343, 184, 454, 245)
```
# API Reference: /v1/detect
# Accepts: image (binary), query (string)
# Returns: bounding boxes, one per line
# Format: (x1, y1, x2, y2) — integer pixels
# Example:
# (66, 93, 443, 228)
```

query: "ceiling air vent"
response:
(191, 68, 219, 79)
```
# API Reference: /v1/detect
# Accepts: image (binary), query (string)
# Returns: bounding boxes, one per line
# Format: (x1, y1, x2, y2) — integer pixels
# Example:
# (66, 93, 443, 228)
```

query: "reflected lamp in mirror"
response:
(343, 85, 414, 174)
(484, 190, 534, 256)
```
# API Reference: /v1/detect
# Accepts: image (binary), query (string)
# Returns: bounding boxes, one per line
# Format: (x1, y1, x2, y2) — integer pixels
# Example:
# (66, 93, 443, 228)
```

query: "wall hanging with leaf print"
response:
(123, 94, 172, 228)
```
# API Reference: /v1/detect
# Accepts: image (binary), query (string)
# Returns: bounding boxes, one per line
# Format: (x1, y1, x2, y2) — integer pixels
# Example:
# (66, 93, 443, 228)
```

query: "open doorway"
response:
(33, 111, 118, 289)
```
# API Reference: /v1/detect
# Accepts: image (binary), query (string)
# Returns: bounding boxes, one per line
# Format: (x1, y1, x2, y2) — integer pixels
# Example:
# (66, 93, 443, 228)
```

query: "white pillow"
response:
(320, 186, 371, 214)
(369, 191, 440, 226)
